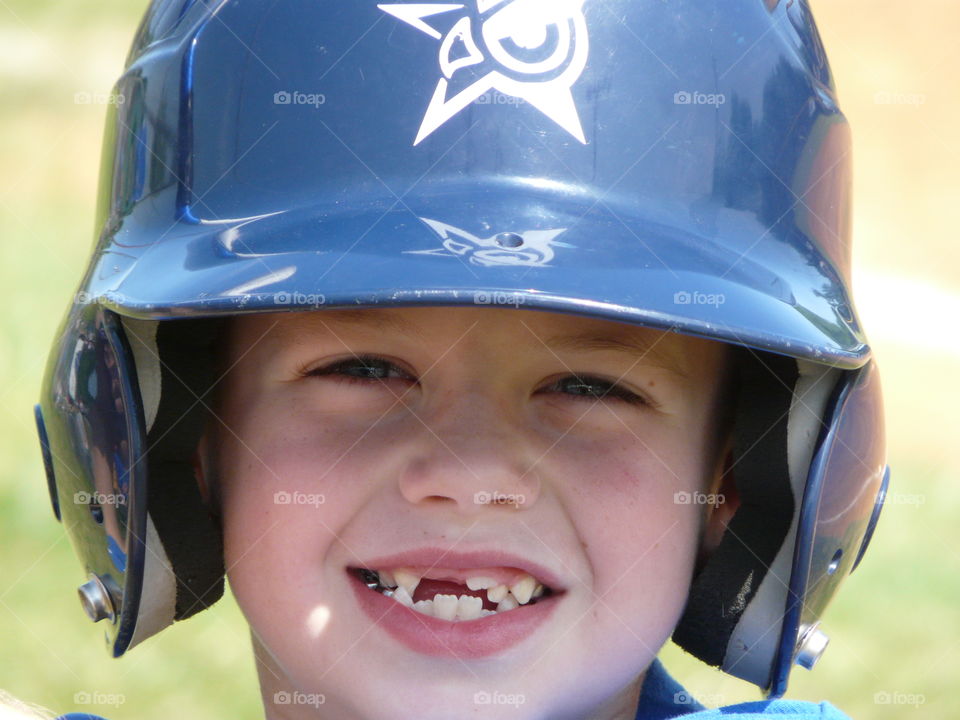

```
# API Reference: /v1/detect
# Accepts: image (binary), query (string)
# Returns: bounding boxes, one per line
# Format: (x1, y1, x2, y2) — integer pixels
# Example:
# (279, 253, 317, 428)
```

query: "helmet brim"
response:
(89, 184, 868, 368)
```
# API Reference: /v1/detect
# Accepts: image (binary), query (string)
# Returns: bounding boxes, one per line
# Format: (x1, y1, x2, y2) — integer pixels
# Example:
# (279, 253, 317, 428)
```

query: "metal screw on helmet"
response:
(495, 232, 524, 248)
(795, 623, 830, 670)
(78, 574, 116, 623)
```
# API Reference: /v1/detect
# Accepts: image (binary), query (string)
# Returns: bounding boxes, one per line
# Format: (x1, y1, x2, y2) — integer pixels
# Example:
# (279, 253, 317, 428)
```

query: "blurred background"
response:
(0, 1, 955, 718)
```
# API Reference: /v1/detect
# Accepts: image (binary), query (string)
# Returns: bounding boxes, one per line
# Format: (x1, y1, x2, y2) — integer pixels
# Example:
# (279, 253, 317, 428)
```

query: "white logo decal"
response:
(404, 217, 574, 267)
(378, 1, 590, 145)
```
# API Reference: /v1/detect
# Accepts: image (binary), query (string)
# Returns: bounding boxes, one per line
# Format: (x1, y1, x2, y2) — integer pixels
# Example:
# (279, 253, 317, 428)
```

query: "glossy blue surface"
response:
(34, 403, 60, 521)
(85, 0, 865, 366)
(38, 307, 148, 656)
(772, 361, 888, 696)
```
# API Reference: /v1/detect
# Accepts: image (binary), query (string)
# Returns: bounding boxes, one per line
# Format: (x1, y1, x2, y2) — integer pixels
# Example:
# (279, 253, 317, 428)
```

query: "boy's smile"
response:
(209, 306, 733, 719)
(347, 548, 564, 658)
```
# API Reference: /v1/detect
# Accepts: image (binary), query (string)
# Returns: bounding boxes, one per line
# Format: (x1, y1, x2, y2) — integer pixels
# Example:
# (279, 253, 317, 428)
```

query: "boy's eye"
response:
(543, 375, 650, 407)
(302, 359, 651, 408)
(304, 356, 414, 385)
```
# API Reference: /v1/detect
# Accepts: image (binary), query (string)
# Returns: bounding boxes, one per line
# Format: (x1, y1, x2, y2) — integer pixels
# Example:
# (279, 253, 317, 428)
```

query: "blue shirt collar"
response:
(635, 658, 706, 719)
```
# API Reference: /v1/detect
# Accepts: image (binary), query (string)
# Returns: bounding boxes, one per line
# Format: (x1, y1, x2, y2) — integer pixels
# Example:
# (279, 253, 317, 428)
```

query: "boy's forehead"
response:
(234, 307, 720, 376)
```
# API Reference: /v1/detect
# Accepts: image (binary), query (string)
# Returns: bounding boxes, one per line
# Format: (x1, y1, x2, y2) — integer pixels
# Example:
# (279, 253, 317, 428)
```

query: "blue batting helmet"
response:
(35, 0, 888, 697)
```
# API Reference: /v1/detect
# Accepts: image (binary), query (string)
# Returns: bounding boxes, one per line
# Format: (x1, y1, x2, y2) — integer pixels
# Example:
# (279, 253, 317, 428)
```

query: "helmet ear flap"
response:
(42, 311, 228, 655)
(137, 317, 226, 624)
(768, 360, 888, 696)
(672, 350, 799, 682)
(37, 306, 152, 655)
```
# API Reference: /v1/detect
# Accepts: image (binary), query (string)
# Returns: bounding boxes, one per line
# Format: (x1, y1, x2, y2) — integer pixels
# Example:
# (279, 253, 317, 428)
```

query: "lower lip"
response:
(348, 572, 561, 658)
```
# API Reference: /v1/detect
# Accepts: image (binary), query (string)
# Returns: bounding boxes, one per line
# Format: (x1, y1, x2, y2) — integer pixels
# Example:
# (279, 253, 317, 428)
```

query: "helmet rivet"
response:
(78, 574, 116, 623)
(495, 232, 524, 248)
(794, 622, 829, 670)
(827, 548, 843, 575)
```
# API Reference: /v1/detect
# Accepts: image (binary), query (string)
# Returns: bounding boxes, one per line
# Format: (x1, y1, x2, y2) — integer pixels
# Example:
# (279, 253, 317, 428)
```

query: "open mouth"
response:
(348, 565, 558, 622)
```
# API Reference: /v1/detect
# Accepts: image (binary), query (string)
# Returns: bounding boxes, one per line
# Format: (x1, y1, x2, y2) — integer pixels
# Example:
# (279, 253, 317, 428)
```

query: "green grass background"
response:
(1, 1, 957, 718)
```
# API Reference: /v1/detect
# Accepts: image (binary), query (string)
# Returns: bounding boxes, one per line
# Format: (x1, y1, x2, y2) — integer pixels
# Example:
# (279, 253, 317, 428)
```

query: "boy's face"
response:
(210, 306, 733, 720)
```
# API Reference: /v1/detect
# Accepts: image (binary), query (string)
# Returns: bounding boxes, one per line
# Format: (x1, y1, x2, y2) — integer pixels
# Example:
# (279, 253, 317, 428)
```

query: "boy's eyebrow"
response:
(297, 309, 688, 377)
(540, 330, 689, 379)
(292, 308, 427, 343)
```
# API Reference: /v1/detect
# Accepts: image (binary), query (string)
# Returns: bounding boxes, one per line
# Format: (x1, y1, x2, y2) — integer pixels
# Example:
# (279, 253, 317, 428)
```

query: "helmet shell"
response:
(37, 0, 887, 696)
(85, 0, 863, 365)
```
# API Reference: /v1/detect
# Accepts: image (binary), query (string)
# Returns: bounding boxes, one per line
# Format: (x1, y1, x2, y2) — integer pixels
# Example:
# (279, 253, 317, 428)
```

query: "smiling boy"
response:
(211, 308, 733, 718)
(35, 1, 888, 719)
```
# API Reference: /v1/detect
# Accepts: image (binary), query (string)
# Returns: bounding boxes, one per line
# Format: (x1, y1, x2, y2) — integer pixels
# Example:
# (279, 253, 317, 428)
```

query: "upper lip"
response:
(352, 547, 566, 591)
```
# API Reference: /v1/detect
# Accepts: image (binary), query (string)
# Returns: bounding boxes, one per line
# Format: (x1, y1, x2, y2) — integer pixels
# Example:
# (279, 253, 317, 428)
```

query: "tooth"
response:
(456, 595, 483, 621)
(392, 585, 413, 607)
(466, 576, 498, 591)
(480, 609, 497, 617)
(413, 599, 434, 617)
(532, 583, 544, 599)
(433, 594, 458, 621)
(487, 584, 509, 603)
(496, 594, 519, 612)
(378, 569, 397, 588)
(393, 569, 421, 596)
(510, 576, 536, 604)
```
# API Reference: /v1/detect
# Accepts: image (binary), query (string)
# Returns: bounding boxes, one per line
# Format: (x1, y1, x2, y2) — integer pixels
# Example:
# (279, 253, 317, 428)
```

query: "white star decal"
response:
(379, 0, 590, 145)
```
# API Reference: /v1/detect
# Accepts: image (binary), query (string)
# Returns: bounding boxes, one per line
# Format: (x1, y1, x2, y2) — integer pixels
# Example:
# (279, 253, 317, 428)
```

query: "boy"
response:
(35, 1, 888, 718)
(207, 307, 734, 718)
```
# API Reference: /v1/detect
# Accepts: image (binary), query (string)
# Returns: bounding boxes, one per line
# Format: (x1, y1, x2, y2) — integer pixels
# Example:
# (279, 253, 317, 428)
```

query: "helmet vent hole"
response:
(827, 548, 843, 575)
(495, 232, 524, 248)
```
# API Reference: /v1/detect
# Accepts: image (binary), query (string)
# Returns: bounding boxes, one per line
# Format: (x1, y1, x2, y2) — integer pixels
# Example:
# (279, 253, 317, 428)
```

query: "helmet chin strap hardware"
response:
(794, 622, 830, 670)
(78, 573, 119, 624)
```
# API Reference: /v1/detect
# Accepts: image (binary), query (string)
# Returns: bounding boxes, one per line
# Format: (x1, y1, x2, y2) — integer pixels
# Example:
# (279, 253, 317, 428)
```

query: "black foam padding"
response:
(143, 319, 226, 620)
(672, 350, 799, 669)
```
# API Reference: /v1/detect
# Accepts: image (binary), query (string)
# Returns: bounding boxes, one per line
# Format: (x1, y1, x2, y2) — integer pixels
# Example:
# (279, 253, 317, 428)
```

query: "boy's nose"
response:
(395, 391, 541, 514)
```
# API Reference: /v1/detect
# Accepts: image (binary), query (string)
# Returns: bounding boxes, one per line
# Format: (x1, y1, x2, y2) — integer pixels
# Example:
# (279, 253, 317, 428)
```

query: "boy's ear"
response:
(701, 441, 739, 556)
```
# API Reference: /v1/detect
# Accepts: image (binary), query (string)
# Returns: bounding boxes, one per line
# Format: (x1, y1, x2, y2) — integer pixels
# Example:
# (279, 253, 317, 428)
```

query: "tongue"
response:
(411, 579, 499, 611)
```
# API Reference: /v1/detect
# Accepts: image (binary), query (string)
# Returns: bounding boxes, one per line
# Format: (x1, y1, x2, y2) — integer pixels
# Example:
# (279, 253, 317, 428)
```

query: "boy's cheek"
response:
(587, 505, 702, 607)
(216, 411, 373, 492)
(556, 455, 705, 623)
(220, 493, 348, 648)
